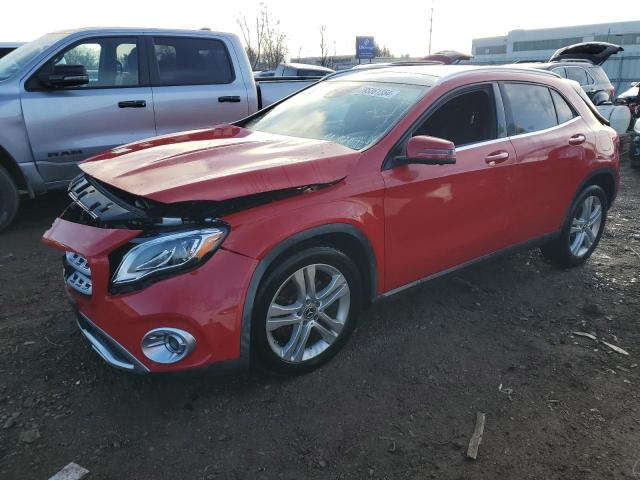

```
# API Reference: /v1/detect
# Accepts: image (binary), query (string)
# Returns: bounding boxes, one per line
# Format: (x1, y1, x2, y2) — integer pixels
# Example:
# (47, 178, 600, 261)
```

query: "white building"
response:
(471, 21, 640, 91)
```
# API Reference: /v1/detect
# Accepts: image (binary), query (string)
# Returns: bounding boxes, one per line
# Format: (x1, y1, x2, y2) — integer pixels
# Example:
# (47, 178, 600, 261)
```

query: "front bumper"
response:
(43, 218, 258, 373)
(76, 311, 149, 374)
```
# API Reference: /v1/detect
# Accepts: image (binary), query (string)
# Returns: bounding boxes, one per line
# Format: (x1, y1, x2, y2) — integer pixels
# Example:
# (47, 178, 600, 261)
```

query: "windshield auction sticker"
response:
(353, 86, 399, 98)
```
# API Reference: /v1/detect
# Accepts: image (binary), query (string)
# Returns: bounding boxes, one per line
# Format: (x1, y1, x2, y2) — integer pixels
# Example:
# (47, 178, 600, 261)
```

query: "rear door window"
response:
(566, 67, 589, 86)
(151, 37, 234, 86)
(413, 87, 497, 147)
(550, 89, 576, 124)
(502, 83, 557, 135)
(551, 67, 566, 78)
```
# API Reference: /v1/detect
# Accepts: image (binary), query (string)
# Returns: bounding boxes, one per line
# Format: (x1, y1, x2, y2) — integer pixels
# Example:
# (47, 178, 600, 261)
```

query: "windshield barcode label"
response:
(353, 86, 399, 98)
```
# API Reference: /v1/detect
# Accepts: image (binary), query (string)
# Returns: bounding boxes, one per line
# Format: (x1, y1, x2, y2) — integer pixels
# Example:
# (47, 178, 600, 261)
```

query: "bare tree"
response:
(319, 25, 331, 68)
(237, 4, 287, 70)
(236, 8, 265, 70)
(374, 42, 392, 58)
(261, 9, 287, 69)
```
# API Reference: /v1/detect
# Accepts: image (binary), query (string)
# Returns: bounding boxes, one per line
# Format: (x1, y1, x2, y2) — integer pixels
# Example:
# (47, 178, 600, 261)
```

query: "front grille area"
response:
(64, 252, 92, 296)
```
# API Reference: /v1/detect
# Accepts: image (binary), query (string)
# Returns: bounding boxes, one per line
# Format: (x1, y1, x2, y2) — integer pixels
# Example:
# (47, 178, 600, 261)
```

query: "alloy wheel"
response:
(266, 263, 351, 363)
(569, 195, 603, 258)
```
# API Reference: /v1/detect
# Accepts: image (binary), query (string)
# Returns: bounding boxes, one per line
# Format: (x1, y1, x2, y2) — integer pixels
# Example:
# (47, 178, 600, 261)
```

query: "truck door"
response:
(20, 36, 156, 184)
(147, 35, 250, 135)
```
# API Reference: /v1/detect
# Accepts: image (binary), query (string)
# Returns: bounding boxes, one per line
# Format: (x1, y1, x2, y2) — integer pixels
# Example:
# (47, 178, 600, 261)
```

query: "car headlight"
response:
(112, 227, 227, 286)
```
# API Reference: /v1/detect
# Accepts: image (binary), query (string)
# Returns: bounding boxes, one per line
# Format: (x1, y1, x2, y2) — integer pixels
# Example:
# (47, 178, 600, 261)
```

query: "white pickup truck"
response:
(0, 28, 322, 231)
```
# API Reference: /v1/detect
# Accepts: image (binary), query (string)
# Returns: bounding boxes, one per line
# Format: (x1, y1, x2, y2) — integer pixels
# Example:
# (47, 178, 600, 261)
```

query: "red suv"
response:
(43, 65, 619, 374)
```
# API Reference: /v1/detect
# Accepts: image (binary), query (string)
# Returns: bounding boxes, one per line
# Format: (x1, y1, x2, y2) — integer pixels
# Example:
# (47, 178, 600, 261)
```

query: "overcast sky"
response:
(2, 0, 634, 58)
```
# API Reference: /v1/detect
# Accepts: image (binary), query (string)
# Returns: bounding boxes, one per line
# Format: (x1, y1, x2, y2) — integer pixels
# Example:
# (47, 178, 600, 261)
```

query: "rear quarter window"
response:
(566, 67, 589, 86)
(502, 83, 557, 135)
(589, 66, 611, 84)
(550, 89, 577, 124)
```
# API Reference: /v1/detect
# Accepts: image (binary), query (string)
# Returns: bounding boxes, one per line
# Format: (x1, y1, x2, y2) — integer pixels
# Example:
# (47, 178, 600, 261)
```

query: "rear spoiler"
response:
(571, 81, 610, 126)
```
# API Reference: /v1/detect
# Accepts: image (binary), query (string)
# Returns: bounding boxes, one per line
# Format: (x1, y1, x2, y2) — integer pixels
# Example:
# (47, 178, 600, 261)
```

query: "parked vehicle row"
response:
(0, 28, 323, 231)
(0, 42, 24, 59)
(517, 41, 623, 104)
(43, 64, 619, 375)
(255, 62, 334, 78)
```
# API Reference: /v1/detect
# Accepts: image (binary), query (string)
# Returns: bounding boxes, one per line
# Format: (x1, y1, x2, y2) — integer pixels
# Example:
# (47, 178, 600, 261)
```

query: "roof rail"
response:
(440, 66, 562, 82)
(388, 60, 444, 66)
(553, 58, 594, 64)
(513, 59, 546, 64)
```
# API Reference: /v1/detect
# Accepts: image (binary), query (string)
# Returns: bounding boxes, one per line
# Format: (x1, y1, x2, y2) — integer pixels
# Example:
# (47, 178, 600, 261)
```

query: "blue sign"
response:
(356, 36, 375, 59)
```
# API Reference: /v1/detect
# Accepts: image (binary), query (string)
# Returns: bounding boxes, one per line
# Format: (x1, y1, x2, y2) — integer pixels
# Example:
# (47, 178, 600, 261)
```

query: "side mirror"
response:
(41, 64, 89, 88)
(395, 135, 456, 166)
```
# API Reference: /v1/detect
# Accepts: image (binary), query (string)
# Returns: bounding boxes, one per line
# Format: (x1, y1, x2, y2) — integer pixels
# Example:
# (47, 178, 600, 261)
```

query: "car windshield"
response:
(245, 80, 429, 150)
(0, 33, 66, 82)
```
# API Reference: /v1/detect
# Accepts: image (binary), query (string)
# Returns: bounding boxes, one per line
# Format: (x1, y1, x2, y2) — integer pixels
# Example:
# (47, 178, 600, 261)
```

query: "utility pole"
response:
(428, 5, 434, 55)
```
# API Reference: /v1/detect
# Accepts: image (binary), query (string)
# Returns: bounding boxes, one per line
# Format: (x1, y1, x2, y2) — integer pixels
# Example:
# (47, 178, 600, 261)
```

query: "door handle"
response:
(218, 96, 241, 103)
(484, 150, 510, 165)
(569, 134, 586, 145)
(118, 100, 146, 108)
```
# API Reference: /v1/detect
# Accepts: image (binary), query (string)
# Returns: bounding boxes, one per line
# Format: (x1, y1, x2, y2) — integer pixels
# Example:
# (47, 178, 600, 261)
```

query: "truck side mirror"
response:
(394, 135, 457, 166)
(40, 64, 89, 88)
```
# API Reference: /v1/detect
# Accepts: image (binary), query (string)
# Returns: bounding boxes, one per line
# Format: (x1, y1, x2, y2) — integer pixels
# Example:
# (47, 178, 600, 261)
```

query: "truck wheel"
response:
(252, 246, 363, 374)
(541, 185, 607, 268)
(0, 166, 19, 232)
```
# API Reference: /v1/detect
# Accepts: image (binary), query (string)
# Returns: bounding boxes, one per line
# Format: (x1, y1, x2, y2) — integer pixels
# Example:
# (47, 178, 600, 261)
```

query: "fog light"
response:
(141, 328, 196, 364)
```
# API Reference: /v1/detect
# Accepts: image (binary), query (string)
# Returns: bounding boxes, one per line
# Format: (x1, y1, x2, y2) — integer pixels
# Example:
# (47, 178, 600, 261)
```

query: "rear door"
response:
(147, 35, 250, 135)
(21, 35, 155, 184)
(500, 82, 589, 244)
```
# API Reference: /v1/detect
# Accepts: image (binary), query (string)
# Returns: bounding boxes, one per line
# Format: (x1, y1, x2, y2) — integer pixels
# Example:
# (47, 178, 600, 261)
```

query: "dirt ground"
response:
(0, 155, 639, 480)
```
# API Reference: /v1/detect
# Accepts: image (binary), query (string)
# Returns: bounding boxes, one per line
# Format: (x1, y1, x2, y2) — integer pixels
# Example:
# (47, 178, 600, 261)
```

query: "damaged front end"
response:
(63, 173, 339, 230)
(58, 173, 340, 294)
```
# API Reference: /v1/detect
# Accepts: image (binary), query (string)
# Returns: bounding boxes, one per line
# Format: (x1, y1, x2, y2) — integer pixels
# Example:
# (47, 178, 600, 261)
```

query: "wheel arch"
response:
(238, 223, 378, 366)
(563, 168, 616, 224)
(579, 168, 617, 208)
(0, 145, 28, 192)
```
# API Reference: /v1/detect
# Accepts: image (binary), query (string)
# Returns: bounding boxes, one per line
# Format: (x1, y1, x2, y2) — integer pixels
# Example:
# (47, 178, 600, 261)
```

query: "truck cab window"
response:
(50, 37, 139, 88)
(413, 89, 497, 147)
(152, 37, 234, 86)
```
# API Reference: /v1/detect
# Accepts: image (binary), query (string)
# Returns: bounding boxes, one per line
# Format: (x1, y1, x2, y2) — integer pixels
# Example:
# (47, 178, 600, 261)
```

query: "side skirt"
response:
(376, 231, 559, 300)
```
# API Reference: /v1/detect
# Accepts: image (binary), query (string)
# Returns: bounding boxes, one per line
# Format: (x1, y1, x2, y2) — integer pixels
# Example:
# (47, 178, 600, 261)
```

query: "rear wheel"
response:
(0, 166, 19, 233)
(252, 246, 363, 374)
(541, 185, 607, 268)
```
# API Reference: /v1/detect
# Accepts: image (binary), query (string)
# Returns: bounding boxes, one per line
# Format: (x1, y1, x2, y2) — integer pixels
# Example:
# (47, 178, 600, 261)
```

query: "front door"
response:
(147, 35, 249, 136)
(382, 84, 515, 291)
(21, 36, 156, 184)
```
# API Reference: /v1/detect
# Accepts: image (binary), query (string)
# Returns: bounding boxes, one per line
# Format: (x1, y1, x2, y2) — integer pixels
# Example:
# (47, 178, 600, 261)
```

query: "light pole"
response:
(428, 4, 434, 55)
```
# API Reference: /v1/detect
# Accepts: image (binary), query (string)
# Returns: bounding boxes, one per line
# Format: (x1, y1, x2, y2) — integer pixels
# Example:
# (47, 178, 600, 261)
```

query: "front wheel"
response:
(541, 185, 607, 268)
(0, 166, 19, 233)
(252, 246, 363, 374)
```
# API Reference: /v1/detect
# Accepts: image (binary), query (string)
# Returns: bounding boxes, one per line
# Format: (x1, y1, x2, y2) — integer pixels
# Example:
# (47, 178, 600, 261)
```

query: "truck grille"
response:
(64, 252, 92, 296)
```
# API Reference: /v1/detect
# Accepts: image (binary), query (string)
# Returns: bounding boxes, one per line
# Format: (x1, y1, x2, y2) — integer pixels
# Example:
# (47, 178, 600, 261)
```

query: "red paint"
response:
(80, 127, 360, 204)
(43, 67, 619, 373)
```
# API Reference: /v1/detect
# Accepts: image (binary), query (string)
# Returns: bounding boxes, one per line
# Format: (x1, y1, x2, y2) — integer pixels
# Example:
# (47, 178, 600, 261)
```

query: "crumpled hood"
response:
(80, 125, 360, 204)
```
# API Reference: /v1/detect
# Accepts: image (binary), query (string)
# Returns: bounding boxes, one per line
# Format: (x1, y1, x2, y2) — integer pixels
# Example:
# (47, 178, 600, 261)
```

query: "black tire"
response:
(541, 185, 608, 268)
(0, 166, 19, 233)
(252, 245, 363, 374)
